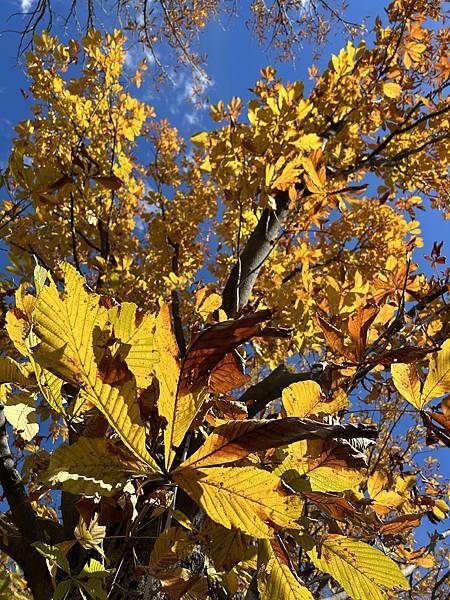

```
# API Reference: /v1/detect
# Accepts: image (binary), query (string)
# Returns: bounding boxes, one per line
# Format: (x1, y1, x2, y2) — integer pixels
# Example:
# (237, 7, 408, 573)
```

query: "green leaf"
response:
(80, 558, 114, 579)
(53, 580, 72, 600)
(32, 542, 70, 574)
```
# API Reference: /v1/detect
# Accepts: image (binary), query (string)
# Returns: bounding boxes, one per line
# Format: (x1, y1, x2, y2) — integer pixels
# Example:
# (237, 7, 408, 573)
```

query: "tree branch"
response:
(0, 402, 54, 600)
(222, 190, 291, 316)
(240, 365, 320, 418)
(0, 403, 42, 543)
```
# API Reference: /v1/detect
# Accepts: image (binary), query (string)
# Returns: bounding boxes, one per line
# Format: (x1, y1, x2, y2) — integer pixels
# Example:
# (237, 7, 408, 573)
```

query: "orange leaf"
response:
(302, 491, 359, 521)
(315, 315, 351, 359)
(379, 513, 424, 535)
(348, 303, 379, 360)
(180, 310, 272, 394)
(92, 175, 124, 191)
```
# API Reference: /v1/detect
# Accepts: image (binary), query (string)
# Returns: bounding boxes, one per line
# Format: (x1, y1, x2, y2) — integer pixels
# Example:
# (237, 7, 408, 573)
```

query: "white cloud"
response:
(20, 0, 35, 12)
(172, 70, 213, 126)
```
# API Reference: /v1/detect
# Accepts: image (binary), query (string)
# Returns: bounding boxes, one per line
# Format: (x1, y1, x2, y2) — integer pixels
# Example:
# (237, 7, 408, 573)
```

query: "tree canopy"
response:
(0, 1, 449, 599)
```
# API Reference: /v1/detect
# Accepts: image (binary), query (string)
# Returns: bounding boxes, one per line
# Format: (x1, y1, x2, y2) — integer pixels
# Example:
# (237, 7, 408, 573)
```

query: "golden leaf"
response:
(258, 538, 313, 600)
(282, 381, 347, 418)
(173, 465, 303, 538)
(40, 436, 149, 496)
(421, 339, 450, 405)
(308, 535, 409, 600)
(382, 82, 402, 98)
(391, 363, 421, 408)
(32, 263, 160, 471)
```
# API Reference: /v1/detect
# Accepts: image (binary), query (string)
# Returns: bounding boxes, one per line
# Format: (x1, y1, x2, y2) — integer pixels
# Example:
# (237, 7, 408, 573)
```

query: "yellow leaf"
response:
(282, 381, 346, 418)
(371, 490, 404, 515)
(272, 162, 302, 191)
(4, 396, 38, 441)
(382, 82, 402, 98)
(0, 357, 34, 388)
(148, 527, 194, 575)
(196, 292, 222, 320)
(33, 361, 65, 415)
(367, 470, 388, 499)
(258, 538, 314, 600)
(308, 535, 409, 600)
(391, 363, 421, 408)
(6, 307, 32, 357)
(107, 302, 159, 389)
(40, 436, 149, 496)
(32, 263, 160, 471)
(190, 131, 209, 148)
(173, 466, 303, 538)
(203, 521, 248, 571)
(421, 339, 450, 405)
(74, 513, 106, 555)
(301, 157, 325, 193)
(275, 440, 364, 493)
(154, 304, 206, 470)
(292, 134, 322, 152)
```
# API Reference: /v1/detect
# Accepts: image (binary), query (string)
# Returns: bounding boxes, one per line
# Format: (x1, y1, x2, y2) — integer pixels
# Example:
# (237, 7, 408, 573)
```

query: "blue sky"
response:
(0, 0, 446, 269)
(0, 0, 448, 547)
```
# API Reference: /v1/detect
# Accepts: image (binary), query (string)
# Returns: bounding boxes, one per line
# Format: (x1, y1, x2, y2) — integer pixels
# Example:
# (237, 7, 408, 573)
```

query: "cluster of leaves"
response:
(0, 0, 448, 598)
(4, 261, 442, 599)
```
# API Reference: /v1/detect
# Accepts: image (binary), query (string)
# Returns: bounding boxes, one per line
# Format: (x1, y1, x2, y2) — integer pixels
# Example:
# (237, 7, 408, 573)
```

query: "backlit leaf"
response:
(107, 302, 159, 389)
(258, 538, 313, 600)
(391, 363, 422, 408)
(177, 417, 373, 471)
(40, 436, 149, 496)
(32, 263, 159, 471)
(307, 535, 409, 600)
(173, 465, 303, 538)
(282, 381, 347, 417)
(421, 339, 450, 405)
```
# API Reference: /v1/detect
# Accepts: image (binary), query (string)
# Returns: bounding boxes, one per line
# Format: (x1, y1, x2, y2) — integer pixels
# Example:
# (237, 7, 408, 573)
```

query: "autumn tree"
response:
(0, 0, 449, 599)
(18, 0, 364, 81)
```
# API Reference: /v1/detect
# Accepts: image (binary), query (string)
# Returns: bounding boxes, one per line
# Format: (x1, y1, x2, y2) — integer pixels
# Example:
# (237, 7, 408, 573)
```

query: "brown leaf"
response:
(160, 570, 207, 600)
(209, 350, 250, 393)
(92, 175, 124, 191)
(367, 345, 439, 366)
(214, 397, 248, 420)
(302, 491, 359, 521)
(379, 513, 424, 535)
(180, 310, 272, 393)
(348, 303, 379, 360)
(97, 349, 133, 385)
(421, 410, 450, 448)
(315, 314, 352, 359)
(42, 174, 73, 193)
(177, 418, 377, 470)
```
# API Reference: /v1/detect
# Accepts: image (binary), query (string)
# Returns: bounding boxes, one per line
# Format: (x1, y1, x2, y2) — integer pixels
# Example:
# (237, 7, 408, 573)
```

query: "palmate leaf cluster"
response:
(1, 262, 423, 599)
(0, 0, 449, 598)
